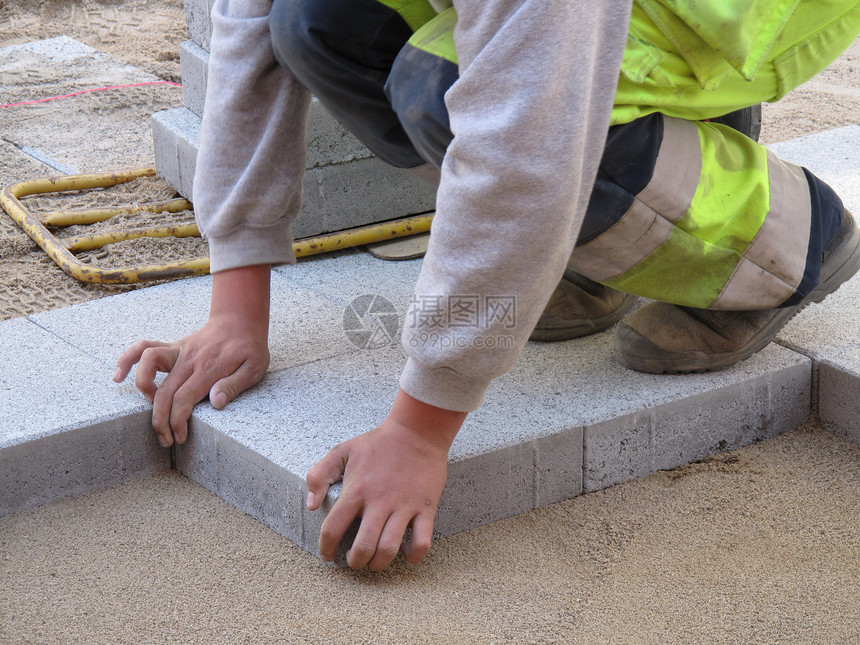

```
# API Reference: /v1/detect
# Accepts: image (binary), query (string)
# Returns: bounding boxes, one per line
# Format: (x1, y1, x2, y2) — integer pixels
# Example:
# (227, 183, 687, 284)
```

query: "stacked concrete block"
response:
(152, 0, 436, 239)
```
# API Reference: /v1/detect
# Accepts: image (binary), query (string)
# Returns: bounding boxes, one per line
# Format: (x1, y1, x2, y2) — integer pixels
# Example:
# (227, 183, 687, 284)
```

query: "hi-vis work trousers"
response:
(271, 0, 860, 310)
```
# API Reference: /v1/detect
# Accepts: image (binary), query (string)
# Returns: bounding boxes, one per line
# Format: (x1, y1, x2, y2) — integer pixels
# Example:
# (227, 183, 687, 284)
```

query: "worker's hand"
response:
(306, 390, 466, 570)
(113, 314, 270, 446)
(112, 265, 271, 447)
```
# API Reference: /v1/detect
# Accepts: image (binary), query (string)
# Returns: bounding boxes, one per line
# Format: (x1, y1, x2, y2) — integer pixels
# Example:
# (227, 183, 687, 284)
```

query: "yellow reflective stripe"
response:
(710, 151, 811, 309)
(607, 120, 769, 306)
(680, 121, 770, 258)
(407, 7, 458, 63)
(602, 225, 741, 308)
(569, 118, 701, 282)
(375, 0, 438, 32)
(598, 119, 813, 309)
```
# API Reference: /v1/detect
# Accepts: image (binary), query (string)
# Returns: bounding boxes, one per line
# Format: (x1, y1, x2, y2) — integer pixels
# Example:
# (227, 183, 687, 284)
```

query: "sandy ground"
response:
(1, 2, 859, 643)
(0, 0, 198, 320)
(1, 422, 858, 643)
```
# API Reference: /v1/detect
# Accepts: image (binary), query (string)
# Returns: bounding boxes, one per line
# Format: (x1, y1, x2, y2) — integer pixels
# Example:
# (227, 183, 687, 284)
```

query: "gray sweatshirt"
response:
(193, 0, 632, 412)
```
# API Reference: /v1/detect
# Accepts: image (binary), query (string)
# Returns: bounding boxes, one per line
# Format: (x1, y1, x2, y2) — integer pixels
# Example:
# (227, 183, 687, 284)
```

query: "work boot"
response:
(530, 269, 638, 341)
(615, 209, 860, 374)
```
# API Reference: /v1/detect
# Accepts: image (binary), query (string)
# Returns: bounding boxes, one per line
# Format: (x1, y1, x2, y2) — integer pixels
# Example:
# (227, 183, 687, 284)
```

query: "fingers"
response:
(364, 513, 412, 571)
(152, 367, 214, 446)
(133, 345, 181, 404)
(318, 495, 359, 563)
(306, 445, 347, 512)
(323, 505, 431, 570)
(400, 513, 434, 564)
(209, 360, 267, 410)
(113, 340, 171, 384)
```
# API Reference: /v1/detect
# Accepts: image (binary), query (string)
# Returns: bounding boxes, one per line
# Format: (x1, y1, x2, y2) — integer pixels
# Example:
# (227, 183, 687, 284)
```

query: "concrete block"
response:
(184, 0, 215, 50)
(152, 107, 199, 200)
(534, 429, 584, 508)
(151, 109, 182, 194)
(768, 126, 860, 214)
(1, 412, 167, 517)
(565, 338, 811, 492)
(176, 417, 353, 565)
(174, 415, 218, 493)
(305, 100, 376, 169)
(819, 351, 860, 445)
(297, 157, 435, 238)
(29, 271, 355, 374)
(582, 410, 652, 493)
(649, 362, 809, 472)
(437, 444, 536, 536)
(0, 317, 165, 516)
(179, 40, 208, 118)
(152, 106, 435, 235)
(213, 430, 306, 545)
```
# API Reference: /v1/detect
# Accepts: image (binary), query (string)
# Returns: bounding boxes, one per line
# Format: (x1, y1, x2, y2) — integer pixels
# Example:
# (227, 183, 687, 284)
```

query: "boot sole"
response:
(616, 210, 860, 374)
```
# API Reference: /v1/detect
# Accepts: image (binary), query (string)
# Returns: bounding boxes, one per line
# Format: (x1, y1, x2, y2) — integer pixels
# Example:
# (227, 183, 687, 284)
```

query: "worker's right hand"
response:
(113, 264, 272, 448)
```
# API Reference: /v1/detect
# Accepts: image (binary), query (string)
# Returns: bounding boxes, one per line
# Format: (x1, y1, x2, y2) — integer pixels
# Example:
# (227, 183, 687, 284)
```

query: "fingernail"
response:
(306, 492, 316, 509)
(158, 436, 168, 448)
(212, 392, 227, 409)
(112, 368, 121, 382)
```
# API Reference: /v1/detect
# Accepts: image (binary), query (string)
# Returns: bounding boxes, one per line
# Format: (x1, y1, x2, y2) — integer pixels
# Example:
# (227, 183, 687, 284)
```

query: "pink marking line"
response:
(0, 81, 182, 108)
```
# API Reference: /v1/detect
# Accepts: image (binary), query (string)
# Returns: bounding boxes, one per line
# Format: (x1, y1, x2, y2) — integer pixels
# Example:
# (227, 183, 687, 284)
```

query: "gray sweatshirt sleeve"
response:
(399, 0, 632, 411)
(192, 0, 310, 273)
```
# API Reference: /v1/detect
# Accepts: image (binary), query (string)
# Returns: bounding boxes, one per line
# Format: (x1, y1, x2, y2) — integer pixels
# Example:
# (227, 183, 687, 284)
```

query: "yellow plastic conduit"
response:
(0, 167, 434, 284)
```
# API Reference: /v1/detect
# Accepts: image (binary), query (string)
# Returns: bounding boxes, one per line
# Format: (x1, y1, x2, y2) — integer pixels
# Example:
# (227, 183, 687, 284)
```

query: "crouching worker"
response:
(114, 0, 860, 570)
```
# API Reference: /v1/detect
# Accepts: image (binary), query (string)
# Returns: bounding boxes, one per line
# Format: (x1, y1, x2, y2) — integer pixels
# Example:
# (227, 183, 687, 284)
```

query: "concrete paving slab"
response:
(0, 317, 164, 516)
(819, 351, 860, 444)
(28, 271, 356, 373)
(772, 126, 860, 441)
(186, 318, 809, 558)
(273, 248, 424, 312)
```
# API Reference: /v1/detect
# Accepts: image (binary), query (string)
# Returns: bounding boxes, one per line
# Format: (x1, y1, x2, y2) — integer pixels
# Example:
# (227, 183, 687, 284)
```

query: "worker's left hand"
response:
(306, 390, 465, 570)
